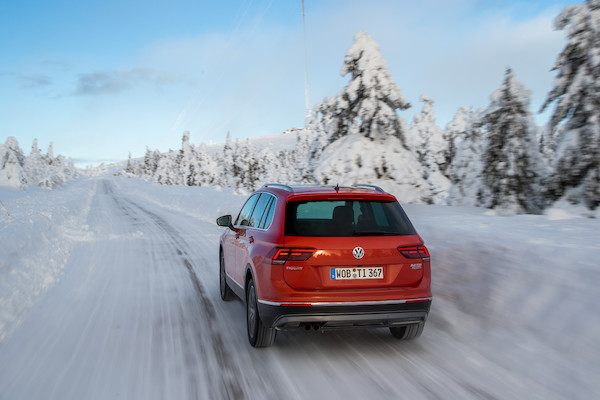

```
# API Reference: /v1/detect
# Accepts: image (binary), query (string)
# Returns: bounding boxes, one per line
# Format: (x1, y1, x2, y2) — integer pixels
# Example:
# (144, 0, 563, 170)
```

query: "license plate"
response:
(330, 267, 384, 280)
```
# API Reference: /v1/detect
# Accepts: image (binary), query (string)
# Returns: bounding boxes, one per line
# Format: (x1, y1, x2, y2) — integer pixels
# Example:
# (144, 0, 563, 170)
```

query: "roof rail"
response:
(262, 183, 294, 192)
(351, 184, 385, 193)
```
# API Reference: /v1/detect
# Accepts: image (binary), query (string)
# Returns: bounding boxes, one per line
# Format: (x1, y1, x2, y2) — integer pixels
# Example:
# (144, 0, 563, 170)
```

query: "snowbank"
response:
(404, 202, 599, 399)
(0, 179, 95, 341)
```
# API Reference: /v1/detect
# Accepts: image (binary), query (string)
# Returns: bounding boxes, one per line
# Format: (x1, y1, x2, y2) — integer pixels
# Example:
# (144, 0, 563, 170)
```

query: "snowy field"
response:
(0, 176, 599, 399)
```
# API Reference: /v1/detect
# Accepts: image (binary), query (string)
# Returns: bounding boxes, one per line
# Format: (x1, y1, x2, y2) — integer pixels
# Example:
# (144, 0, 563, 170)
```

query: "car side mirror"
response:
(216, 215, 234, 230)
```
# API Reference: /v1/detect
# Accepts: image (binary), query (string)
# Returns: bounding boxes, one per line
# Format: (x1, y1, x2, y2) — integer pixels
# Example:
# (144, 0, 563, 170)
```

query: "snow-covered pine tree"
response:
(237, 139, 260, 190)
(44, 142, 67, 188)
(125, 152, 135, 174)
(307, 118, 329, 163)
(308, 32, 436, 203)
(540, 0, 600, 209)
(478, 68, 545, 214)
(445, 106, 476, 177)
(446, 107, 486, 206)
(46, 142, 54, 165)
(0, 137, 27, 189)
(309, 31, 411, 144)
(179, 131, 194, 186)
(24, 139, 46, 187)
(192, 143, 216, 186)
(538, 122, 560, 164)
(407, 95, 451, 202)
(409, 95, 451, 174)
(66, 157, 77, 180)
(219, 132, 235, 187)
(143, 147, 155, 178)
(155, 151, 179, 185)
(276, 149, 295, 184)
(293, 132, 314, 184)
(152, 150, 161, 178)
(231, 139, 244, 188)
(51, 154, 67, 188)
(256, 148, 279, 185)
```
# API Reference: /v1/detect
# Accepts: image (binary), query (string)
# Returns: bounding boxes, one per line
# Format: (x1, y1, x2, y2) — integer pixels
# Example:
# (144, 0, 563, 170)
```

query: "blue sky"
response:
(1, 0, 576, 166)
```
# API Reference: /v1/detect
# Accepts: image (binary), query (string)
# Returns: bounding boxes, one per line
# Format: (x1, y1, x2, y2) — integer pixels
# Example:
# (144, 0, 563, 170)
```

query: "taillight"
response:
(271, 248, 315, 265)
(397, 246, 429, 259)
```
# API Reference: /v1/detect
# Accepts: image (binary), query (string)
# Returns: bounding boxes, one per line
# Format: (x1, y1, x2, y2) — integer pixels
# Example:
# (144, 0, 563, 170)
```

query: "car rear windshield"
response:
(284, 200, 416, 237)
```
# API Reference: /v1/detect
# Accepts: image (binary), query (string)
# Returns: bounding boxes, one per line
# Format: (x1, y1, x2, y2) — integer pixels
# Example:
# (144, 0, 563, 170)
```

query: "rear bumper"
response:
(257, 298, 431, 330)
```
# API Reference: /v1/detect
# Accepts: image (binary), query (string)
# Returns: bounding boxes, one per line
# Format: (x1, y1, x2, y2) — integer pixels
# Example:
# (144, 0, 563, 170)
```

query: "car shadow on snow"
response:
(217, 295, 429, 355)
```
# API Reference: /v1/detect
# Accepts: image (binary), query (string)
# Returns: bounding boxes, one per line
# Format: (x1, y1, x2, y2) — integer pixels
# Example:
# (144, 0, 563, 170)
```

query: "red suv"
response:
(217, 184, 431, 347)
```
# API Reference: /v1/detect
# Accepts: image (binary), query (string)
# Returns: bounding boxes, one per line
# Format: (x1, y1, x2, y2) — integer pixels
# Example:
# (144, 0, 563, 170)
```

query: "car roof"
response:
(258, 184, 398, 201)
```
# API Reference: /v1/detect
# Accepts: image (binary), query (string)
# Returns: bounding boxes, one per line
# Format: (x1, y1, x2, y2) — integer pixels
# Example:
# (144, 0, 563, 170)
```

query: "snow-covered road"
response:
(1, 178, 598, 399)
(0, 180, 278, 399)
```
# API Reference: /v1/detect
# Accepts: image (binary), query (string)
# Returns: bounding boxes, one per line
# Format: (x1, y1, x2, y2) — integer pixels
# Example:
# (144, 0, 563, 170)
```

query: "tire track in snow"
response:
(101, 180, 248, 399)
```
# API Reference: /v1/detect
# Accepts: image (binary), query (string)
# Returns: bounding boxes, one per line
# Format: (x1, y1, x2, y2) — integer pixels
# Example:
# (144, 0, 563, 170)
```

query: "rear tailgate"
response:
(282, 235, 425, 290)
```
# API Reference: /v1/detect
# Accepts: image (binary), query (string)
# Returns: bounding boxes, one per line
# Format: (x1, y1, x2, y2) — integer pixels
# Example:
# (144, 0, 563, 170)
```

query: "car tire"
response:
(390, 322, 424, 340)
(219, 251, 233, 301)
(246, 278, 276, 347)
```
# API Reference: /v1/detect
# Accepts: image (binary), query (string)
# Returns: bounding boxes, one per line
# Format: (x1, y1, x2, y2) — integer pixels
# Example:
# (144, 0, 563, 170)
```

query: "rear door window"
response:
(235, 193, 260, 226)
(249, 193, 276, 229)
(285, 200, 415, 237)
(257, 195, 276, 229)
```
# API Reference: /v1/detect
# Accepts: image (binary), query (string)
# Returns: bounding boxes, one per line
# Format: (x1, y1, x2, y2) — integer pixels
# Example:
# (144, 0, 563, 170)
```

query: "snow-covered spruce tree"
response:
(155, 151, 180, 186)
(256, 148, 279, 185)
(229, 139, 245, 189)
(446, 106, 476, 174)
(276, 149, 295, 184)
(46, 143, 68, 188)
(51, 154, 68, 187)
(237, 139, 260, 190)
(540, 0, 600, 209)
(179, 131, 194, 186)
(46, 142, 54, 165)
(0, 137, 27, 189)
(409, 95, 451, 176)
(192, 143, 216, 186)
(446, 107, 486, 206)
(478, 68, 545, 214)
(66, 157, 77, 180)
(217, 132, 236, 187)
(24, 139, 46, 187)
(142, 147, 156, 178)
(293, 133, 315, 184)
(406, 95, 451, 201)
(307, 111, 329, 163)
(152, 150, 161, 177)
(310, 31, 411, 144)
(309, 32, 439, 203)
(125, 152, 135, 174)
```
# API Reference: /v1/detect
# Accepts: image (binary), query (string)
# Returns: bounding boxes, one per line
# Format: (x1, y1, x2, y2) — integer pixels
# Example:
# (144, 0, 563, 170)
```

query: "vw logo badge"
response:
(353, 246, 365, 259)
